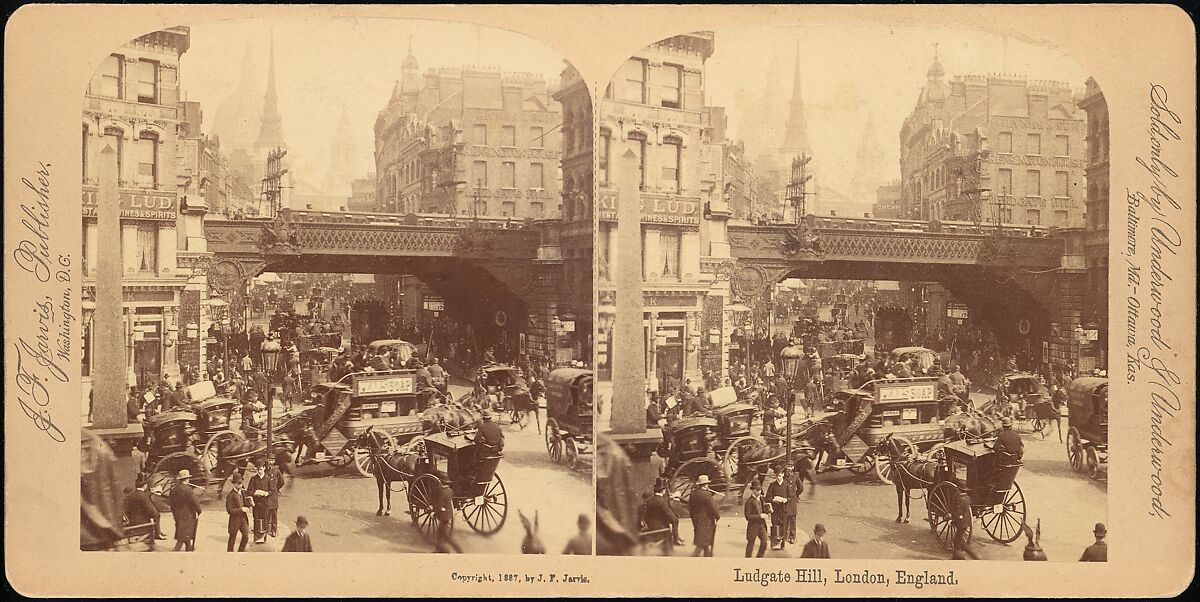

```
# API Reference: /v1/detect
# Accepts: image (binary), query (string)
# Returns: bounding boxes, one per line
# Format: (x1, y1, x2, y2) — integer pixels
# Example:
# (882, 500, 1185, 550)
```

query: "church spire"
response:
(780, 40, 809, 156)
(254, 31, 286, 150)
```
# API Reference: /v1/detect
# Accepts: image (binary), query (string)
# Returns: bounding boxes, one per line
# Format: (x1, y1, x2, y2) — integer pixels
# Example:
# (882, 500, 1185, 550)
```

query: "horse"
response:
(360, 429, 423, 517)
(518, 510, 545, 554)
(879, 434, 940, 524)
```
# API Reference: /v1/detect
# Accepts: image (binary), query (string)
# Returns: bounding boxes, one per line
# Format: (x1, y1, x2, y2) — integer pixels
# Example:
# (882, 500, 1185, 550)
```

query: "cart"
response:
(925, 438, 1027, 549)
(664, 396, 778, 503)
(543, 367, 593, 470)
(458, 363, 536, 426)
(1066, 376, 1108, 480)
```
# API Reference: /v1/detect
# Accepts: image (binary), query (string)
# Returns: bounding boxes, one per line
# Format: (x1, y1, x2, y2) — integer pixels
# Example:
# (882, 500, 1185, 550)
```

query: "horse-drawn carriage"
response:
(1066, 376, 1108, 480)
(984, 372, 1056, 432)
(889, 346, 942, 374)
(822, 353, 861, 396)
(544, 367, 593, 469)
(808, 377, 945, 484)
(82, 429, 156, 551)
(362, 426, 509, 540)
(663, 396, 776, 503)
(924, 438, 1027, 549)
(297, 369, 434, 476)
(458, 363, 537, 425)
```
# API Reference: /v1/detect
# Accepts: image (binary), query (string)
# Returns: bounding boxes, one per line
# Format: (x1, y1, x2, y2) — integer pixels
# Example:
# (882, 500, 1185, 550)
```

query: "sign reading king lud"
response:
(82, 187, 178, 220)
(596, 190, 700, 225)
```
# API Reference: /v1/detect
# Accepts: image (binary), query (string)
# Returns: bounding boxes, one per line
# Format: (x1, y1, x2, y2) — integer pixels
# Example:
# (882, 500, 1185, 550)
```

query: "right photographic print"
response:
(595, 26, 1108, 561)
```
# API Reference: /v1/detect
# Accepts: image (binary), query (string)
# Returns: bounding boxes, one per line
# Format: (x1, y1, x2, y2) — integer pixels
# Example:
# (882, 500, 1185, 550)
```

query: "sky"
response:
(700, 24, 1091, 213)
(179, 17, 568, 189)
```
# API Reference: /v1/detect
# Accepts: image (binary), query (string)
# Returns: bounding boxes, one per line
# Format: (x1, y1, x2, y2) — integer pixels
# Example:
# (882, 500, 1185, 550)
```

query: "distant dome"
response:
(927, 60, 945, 78)
(402, 51, 419, 70)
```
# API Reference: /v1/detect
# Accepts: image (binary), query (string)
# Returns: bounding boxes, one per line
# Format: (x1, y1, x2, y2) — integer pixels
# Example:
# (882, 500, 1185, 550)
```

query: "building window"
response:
(530, 126, 544, 149)
(473, 161, 488, 187)
(1026, 170, 1041, 197)
(1055, 171, 1070, 197)
(659, 63, 682, 109)
(135, 132, 158, 188)
(1026, 133, 1041, 156)
(997, 168, 1013, 194)
(530, 201, 544, 219)
(659, 230, 681, 280)
(1055, 210, 1069, 226)
(598, 129, 611, 186)
(136, 59, 158, 104)
(500, 201, 517, 217)
(501, 162, 516, 188)
(996, 131, 1012, 153)
(473, 124, 488, 146)
(662, 136, 682, 192)
(1023, 209, 1040, 225)
(97, 54, 123, 99)
(628, 132, 647, 189)
(622, 58, 647, 103)
(501, 125, 516, 147)
(135, 224, 157, 273)
(1055, 135, 1070, 157)
(530, 162, 545, 189)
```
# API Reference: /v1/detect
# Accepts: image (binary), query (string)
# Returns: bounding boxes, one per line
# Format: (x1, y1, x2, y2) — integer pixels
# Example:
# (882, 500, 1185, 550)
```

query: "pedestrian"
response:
(950, 490, 977, 559)
(1079, 523, 1107, 562)
(563, 513, 593, 554)
(123, 476, 164, 541)
(281, 372, 296, 412)
(782, 465, 800, 544)
(764, 468, 789, 550)
(282, 516, 314, 552)
(247, 462, 271, 543)
(241, 352, 253, 375)
(226, 472, 251, 552)
(641, 479, 683, 547)
(433, 481, 462, 553)
(801, 523, 831, 558)
(744, 480, 769, 558)
(687, 474, 720, 557)
(169, 469, 201, 551)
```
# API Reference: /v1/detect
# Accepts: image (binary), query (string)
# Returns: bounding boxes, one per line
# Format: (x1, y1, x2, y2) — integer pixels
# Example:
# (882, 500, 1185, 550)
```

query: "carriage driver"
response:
(473, 408, 505, 452)
(990, 416, 1024, 461)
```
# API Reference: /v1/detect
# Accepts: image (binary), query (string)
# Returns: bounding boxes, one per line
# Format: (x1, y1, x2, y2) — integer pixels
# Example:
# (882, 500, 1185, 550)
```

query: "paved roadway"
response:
(650, 392, 1106, 561)
(151, 378, 593, 554)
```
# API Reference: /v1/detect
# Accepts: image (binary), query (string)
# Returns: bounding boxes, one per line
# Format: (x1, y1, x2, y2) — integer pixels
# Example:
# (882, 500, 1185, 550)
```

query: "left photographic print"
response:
(79, 17, 595, 555)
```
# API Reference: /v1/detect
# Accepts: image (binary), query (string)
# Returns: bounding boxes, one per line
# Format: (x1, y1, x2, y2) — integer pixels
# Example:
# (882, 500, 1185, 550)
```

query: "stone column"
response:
(92, 145, 127, 429)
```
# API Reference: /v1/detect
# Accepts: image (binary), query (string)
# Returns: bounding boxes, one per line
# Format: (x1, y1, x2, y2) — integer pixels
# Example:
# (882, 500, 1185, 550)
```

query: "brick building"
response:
(1077, 77, 1109, 371)
(900, 56, 1087, 228)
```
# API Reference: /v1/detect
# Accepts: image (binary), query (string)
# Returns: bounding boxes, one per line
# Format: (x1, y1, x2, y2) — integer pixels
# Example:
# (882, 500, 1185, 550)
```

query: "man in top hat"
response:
(1079, 523, 1107, 561)
(168, 469, 202, 551)
(687, 474, 720, 557)
(744, 479, 770, 558)
(991, 416, 1024, 461)
(641, 478, 683, 547)
(764, 468, 790, 550)
(474, 408, 505, 452)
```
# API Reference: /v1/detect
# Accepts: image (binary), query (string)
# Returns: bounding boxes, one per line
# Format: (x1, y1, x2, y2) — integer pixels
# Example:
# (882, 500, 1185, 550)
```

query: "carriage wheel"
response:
(721, 436, 765, 483)
(1067, 427, 1084, 472)
(848, 452, 874, 475)
(545, 419, 563, 463)
(979, 481, 1026, 544)
(461, 473, 508, 535)
(565, 437, 580, 470)
(875, 436, 916, 485)
(669, 458, 724, 505)
(408, 474, 445, 541)
(150, 452, 209, 500)
(1086, 447, 1102, 480)
(200, 430, 245, 477)
(327, 445, 353, 468)
(926, 481, 967, 551)
(1031, 416, 1047, 435)
(354, 430, 397, 478)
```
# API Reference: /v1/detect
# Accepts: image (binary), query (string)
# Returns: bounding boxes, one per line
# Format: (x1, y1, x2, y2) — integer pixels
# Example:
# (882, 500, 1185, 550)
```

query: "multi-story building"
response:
(873, 181, 903, 218)
(900, 56, 1087, 227)
(723, 140, 760, 221)
(1077, 77, 1109, 371)
(598, 31, 724, 389)
(346, 173, 378, 212)
(374, 45, 562, 219)
(551, 62, 594, 365)
(81, 26, 196, 395)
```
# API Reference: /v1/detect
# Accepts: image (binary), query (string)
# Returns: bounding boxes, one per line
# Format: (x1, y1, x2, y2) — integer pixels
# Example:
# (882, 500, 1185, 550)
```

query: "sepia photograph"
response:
(595, 25, 1109, 562)
(77, 16, 594, 556)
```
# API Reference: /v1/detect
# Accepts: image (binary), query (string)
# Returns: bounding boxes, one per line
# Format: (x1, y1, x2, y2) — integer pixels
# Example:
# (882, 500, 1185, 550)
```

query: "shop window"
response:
(530, 201, 544, 219)
(660, 230, 681, 280)
(136, 224, 158, 273)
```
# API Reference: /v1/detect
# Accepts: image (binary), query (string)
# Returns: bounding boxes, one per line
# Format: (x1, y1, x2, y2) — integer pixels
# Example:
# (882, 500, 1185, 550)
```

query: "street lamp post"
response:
(779, 342, 805, 465)
(260, 337, 282, 458)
